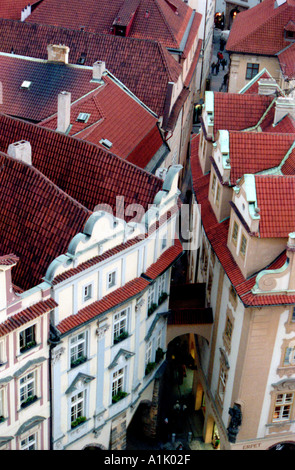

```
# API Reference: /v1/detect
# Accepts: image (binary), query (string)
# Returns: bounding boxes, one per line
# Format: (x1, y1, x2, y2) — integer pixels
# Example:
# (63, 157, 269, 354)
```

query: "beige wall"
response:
(228, 53, 281, 94)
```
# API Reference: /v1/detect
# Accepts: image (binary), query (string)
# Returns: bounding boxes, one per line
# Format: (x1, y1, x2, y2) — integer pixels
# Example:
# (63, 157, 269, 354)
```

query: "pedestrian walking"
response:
(215, 61, 220, 74)
(211, 62, 216, 75)
(221, 58, 227, 70)
(217, 51, 224, 64)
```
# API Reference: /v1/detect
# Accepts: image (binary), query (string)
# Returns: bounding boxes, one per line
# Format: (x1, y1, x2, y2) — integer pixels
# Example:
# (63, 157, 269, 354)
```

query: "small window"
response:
(218, 363, 227, 404)
(20, 371, 37, 408)
(113, 309, 128, 344)
(273, 393, 293, 422)
(71, 391, 86, 428)
(83, 284, 92, 302)
(211, 173, 216, 194)
(112, 368, 125, 402)
(239, 234, 247, 257)
(216, 184, 221, 206)
(246, 63, 259, 80)
(108, 271, 116, 289)
(76, 112, 90, 123)
(19, 325, 36, 353)
(21, 433, 37, 450)
(224, 317, 233, 342)
(0, 387, 5, 421)
(231, 221, 239, 245)
(70, 331, 87, 368)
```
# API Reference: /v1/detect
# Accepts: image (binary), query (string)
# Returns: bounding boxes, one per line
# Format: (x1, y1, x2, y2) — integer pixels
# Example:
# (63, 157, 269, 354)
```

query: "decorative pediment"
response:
(65, 372, 95, 395)
(15, 416, 45, 437)
(108, 349, 134, 370)
(272, 378, 295, 392)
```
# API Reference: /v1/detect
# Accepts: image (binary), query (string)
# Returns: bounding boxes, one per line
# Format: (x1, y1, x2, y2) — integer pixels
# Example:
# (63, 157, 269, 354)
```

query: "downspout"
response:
(199, 0, 209, 98)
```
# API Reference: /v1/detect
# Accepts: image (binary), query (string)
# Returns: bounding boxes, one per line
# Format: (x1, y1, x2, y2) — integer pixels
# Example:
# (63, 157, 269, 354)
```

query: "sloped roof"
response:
(213, 92, 273, 136)
(0, 114, 163, 220)
(0, 53, 98, 122)
(40, 74, 164, 164)
(0, 150, 91, 291)
(190, 133, 295, 307)
(25, 0, 196, 50)
(0, 0, 42, 20)
(226, 0, 295, 56)
(277, 42, 295, 79)
(227, 131, 295, 184)
(0, 19, 182, 116)
(255, 174, 295, 238)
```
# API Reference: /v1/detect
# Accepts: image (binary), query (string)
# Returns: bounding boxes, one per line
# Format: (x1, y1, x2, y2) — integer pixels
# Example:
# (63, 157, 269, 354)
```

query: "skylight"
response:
(76, 112, 90, 123)
(21, 80, 32, 89)
(99, 138, 113, 149)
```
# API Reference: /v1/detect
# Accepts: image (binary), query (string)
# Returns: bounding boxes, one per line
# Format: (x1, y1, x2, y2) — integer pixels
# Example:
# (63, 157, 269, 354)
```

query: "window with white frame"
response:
(156, 330, 162, 350)
(70, 331, 87, 368)
(20, 371, 37, 408)
(71, 390, 86, 428)
(112, 368, 125, 401)
(108, 271, 117, 289)
(113, 309, 128, 344)
(145, 340, 153, 366)
(147, 284, 155, 308)
(83, 283, 92, 302)
(217, 363, 227, 404)
(19, 325, 36, 353)
(158, 273, 166, 298)
(20, 432, 37, 450)
(273, 393, 293, 422)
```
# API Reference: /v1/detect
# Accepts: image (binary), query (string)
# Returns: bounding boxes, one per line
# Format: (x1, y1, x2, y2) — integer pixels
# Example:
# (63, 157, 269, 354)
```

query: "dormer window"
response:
(231, 221, 239, 246)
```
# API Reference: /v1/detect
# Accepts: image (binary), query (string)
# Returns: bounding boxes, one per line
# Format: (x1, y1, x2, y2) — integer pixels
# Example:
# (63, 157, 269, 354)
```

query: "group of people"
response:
(211, 50, 227, 76)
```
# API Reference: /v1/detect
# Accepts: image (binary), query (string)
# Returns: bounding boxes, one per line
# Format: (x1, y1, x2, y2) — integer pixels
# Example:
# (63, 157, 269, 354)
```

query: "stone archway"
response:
(268, 441, 295, 451)
(82, 443, 106, 450)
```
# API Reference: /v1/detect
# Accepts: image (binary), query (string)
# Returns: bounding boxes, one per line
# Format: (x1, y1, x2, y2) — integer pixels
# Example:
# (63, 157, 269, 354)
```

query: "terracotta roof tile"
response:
(277, 42, 295, 79)
(0, 0, 42, 20)
(0, 19, 182, 116)
(228, 131, 295, 184)
(226, 0, 295, 56)
(0, 297, 57, 338)
(213, 92, 273, 136)
(255, 174, 295, 238)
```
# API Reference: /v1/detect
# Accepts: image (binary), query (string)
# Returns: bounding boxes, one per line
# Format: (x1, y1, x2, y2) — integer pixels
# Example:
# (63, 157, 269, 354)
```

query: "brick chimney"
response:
(7, 140, 32, 165)
(57, 91, 71, 133)
(47, 44, 70, 64)
(93, 61, 106, 82)
(274, 96, 295, 125)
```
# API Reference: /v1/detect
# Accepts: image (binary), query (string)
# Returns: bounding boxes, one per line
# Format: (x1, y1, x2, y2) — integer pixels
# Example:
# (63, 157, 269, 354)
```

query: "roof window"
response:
(76, 112, 90, 123)
(20, 80, 32, 89)
(99, 138, 113, 149)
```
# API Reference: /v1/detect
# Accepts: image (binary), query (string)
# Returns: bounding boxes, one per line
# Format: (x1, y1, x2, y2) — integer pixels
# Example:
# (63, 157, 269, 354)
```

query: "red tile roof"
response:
(213, 92, 273, 137)
(190, 133, 295, 308)
(26, 0, 195, 49)
(0, 297, 57, 338)
(0, 19, 182, 116)
(228, 131, 295, 185)
(0, 254, 19, 266)
(40, 74, 164, 164)
(226, 0, 295, 56)
(277, 42, 295, 79)
(0, 114, 163, 221)
(281, 145, 295, 174)
(0, 150, 91, 291)
(255, 174, 295, 238)
(0, 54, 98, 122)
(56, 239, 183, 335)
(0, 0, 42, 20)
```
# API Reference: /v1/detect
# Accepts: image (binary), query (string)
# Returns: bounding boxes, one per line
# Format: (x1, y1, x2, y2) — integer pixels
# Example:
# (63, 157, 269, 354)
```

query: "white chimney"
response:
(93, 61, 106, 81)
(258, 78, 278, 96)
(274, 96, 295, 125)
(7, 140, 32, 165)
(57, 91, 71, 133)
(47, 44, 70, 64)
(21, 4, 32, 21)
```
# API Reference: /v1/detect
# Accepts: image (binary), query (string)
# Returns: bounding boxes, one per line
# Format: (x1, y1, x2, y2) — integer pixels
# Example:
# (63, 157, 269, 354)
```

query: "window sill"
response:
(70, 356, 88, 369)
(17, 342, 40, 359)
(113, 333, 129, 347)
(18, 396, 39, 412)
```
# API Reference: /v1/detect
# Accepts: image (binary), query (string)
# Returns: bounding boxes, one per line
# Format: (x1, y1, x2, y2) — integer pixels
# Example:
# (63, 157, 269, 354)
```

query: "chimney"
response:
(274, 96, 295, 125)
(57, 91, 71, 133)
(92, 61, 106, 81)
(258, 78, 278, 96)
(21, 4, 32, 21)
(47, 44, 70, 64)
(7, 140, 32, 165)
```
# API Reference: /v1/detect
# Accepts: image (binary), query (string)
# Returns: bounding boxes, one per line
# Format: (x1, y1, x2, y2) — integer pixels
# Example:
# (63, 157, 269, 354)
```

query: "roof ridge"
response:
(153, 0, 179, 48)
